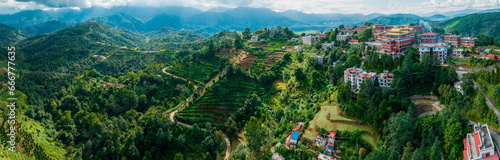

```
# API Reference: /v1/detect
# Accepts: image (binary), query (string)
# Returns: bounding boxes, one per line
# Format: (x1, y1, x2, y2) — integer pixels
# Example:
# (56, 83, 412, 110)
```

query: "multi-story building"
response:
(344, 67, 363, 89)
(452, 49, 465, 58)
(378, 70, 393, 88)
(355, 71, 378, 90)
(302, 35, 316, 45)
(444, 33, 461, 46)
(463, 123, 498, 160)
(444, 33, 478, 48)
(337, 32, 350, 41)
(418, 43, 448, 64)
(322, 42, 335, 50)
(354, 26, 368, 33)
(461, 37, 477, 48)
(378, 26, 415, 56)
(421, 32, 438, 44)
(311, 54, 325, 64)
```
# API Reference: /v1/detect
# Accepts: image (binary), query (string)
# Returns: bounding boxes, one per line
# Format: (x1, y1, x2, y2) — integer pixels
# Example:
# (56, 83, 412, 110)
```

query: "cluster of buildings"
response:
(315, 132, 340, 159)
(463, 123, 499, 160)
(444, 33, 477, 48)
(100, 80, 126, 88)
(286, 122, 304, 149)
(344, 67, 393, 91)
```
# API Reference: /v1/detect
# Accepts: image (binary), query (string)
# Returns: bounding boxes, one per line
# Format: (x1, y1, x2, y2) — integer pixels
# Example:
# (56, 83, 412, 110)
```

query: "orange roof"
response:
(365, 75, 373, 78)
(329, 132, 336, 137)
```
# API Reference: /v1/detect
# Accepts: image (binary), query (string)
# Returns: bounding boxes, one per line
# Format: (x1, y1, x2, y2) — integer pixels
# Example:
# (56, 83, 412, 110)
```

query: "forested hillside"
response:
(0, 23, 30, 46)
(438, 12, 500, 39)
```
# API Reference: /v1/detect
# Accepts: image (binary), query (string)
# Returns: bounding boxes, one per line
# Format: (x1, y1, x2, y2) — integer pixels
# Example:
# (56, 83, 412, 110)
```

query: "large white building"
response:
(311, 54, 325, 64)
(302, 35, 316, 45)
(378, 70, 393, 88)
(337, 32, 350, 41)
(322, 42, 335, 50)
(418, 43, 448, 64)
(463, 123, 498, 160)
(344, 67, 392, 91)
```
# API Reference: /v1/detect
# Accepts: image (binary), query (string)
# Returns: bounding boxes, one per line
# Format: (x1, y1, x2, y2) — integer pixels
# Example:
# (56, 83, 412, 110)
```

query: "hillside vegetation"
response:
(438, 12, 500, 39)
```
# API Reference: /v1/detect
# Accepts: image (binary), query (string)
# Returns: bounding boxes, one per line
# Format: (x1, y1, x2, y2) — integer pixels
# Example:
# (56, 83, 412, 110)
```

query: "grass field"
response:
(176, 75, 265, 125)
(302, 105, 379, 149)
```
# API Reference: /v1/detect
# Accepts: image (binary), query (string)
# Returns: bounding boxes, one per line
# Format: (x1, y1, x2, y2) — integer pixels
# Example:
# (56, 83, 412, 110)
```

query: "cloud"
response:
(14, 0, 131, 8)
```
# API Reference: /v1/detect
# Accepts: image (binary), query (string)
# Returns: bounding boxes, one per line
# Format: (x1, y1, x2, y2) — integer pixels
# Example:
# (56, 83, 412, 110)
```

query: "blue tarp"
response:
(291, 131, 299, 140)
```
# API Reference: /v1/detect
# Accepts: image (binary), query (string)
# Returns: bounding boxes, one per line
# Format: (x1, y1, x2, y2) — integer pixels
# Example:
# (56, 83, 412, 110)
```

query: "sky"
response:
(0, 0, 499, 15)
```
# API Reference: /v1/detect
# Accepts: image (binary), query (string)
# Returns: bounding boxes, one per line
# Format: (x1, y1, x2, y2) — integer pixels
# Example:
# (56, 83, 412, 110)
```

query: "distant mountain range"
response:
(0, 6, 499, 37)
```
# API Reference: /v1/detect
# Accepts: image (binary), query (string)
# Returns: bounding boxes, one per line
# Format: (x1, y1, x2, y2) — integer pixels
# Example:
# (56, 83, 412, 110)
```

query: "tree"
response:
(430, 137, 442, 160)
(177, 134, 186, 149)
(224, 117, 238, 139)
(244, 117, 266, 152)
(364, 150, 388, 160)
(242, 28, 251, 39)
(383, 111, 414, 156)
(402, 142, 414, 160)
(234, 34, 243, 49)
(174, 153, 184, 160)
(345, 54, 362, 68)
(310, 70, 322, 88)
(494, 84, 500, 101)
(202, 136, 215, 153)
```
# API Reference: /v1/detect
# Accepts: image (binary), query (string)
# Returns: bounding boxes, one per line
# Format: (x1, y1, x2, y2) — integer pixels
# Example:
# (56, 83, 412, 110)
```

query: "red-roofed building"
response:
(378, 70, 393, 88)
(354, 26, 368, 33)
(318, 34, 328, 38)
(421, 32, 438, 44)
(377, 26, 415, 56)
(485, 54, 500, 61)
(327, 132, 336, 150)
(355, 71, 377, 90)
(463, 123, 498, 160)
(348, 39, 360, 44)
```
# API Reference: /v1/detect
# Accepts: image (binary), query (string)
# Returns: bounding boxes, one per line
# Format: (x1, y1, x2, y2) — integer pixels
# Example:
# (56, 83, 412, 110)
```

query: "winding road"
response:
(163, 67, 230, 160)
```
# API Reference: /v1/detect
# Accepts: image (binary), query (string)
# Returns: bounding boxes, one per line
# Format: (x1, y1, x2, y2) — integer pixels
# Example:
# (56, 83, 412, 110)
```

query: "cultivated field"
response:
(302, 105, 379, 149)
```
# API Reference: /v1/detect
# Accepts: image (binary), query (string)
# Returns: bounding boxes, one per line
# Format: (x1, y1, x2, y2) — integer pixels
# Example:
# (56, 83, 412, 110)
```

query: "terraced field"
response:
(164, 59, 222, 83)
(176, 75, 265, 125)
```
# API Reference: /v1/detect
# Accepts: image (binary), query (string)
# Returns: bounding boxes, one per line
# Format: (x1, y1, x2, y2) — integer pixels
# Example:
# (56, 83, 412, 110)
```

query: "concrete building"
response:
(355, 71, 378, 90)
(463, 123, 499, 160)
(302, 35, 316, 45)
(337, 32, 350, 41)
(418, 43, 448, 64)
(290, 37, 298, 42)
(378, 26, 415, 56)
(344, 67, 364, 89)
(444, 33, 478, 48)
(421, 32, 438, 44)
(455, 81, 464, 95)
(289, 131, 300, 149)
(453, 49, 466, 58)
(322, 42, 335, 50)
(378, 70, 393, 88)
(294, 46, 303, 52)
(461, 37, 477, 48)
(311, 54, 325, 64)
(444, 33, 461, 46)
(250, 36, 258, 43)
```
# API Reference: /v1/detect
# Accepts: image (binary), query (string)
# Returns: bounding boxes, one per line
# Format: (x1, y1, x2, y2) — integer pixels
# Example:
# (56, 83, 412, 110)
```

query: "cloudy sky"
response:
(0, 0, 499, 15)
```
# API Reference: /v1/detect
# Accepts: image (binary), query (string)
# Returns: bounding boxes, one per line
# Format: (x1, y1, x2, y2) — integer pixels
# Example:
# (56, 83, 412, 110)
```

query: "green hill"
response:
(18, 21, 146, 71)
(438, 12, 500, 39)
(142, 27, 206, 50)
(0, 23, 30, 46)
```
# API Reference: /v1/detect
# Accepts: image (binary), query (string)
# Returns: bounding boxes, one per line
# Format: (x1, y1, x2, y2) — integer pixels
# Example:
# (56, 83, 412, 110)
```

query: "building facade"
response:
(463, 123, 498, 160)
(322, 42, 335, 50)
(453, 49, 465, 58)
(311, 54, 325, 64)
(378, 70, 393, 88)
(418, 43, 448, 64)
(378, 26, 415, 56)
(421, 32, 438, 44)
(444, 33, 477, 48)
(302, 35, 316, 45)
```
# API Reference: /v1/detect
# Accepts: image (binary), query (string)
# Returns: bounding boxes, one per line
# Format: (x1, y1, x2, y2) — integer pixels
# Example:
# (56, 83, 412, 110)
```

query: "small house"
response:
(289, 131, 300, 149)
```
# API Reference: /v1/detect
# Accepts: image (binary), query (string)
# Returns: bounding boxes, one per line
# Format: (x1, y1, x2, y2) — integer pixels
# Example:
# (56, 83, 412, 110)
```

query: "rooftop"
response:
(421, 32, 438, 36)
(291, 131, 300, 140)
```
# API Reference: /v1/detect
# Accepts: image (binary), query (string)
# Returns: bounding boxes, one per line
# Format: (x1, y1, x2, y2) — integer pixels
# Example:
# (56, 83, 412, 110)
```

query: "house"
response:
(93, 55, 107, 60)
(463, 123, 499, 160)
(100, 82, 126, 88)
(332, 60, 344, 67)
(327, 132, 336, 150)
(311, 54, 325, 64)
(281, 46, 287, 50)
(455, 81, 464, 95)
(421, 32, 438, 44)
(348, 39, 359, 44)
(294, 46, 302, 52)
(337, 32, 350, 41)
(453, 49, 466, 58)
(484, 49, 491, 53)
(318, 34, 328, 38)
(302, 35, 316, 45)
(418, 43, 448, 64)
(250, 36, 258, 43)
(290, 38, 298, 42)
(322, 42, 335, 50)
(289, 131, 300, 149)
(344, 67, 363, 89)
(355, 71, 377, 90)
(378, 70, 393, 88)
(354, 26, 368, 33)
(315, 135, 327, 147)
(485, 54, 500, 61)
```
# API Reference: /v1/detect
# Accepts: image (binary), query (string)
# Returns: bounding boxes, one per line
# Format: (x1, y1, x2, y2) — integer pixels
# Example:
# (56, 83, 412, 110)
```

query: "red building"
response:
(444, 33, 477, 48)
(461, 37, 477, 48)
(421, 32, 437, 44)
(378, 26, 415, 56)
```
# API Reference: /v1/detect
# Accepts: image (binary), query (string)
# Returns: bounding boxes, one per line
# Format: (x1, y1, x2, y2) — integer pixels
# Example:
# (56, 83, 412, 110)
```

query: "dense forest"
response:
(438, 12, 500, 40)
